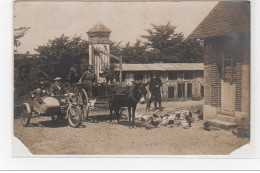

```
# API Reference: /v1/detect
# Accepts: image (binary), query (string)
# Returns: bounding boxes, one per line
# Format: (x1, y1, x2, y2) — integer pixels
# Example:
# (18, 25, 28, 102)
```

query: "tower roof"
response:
(88, 22, 112, 33)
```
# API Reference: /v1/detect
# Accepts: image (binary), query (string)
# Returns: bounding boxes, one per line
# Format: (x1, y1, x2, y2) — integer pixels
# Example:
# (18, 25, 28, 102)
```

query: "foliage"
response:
(14, 54, 51, 98)
(121, 40, 147, 63)
(181, 39, 204, 63)
(109, 22, 203, 63)
(34, 34, 89, 81)
(110, 41, 122, 63)
(140, 22, 203, 63)
(141, 22, 184, 58)
(14, 27, 31, 52)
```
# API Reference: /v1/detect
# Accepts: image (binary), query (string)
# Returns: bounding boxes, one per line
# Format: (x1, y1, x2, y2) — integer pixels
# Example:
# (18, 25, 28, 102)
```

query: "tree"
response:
(34, 35, 89, 81)
(141, 22, 184, 58)
(14, 27, 31, 52)
(141, 22, 203, 63)
(181, 39, 204, 63)
(121, 40, 148, 63)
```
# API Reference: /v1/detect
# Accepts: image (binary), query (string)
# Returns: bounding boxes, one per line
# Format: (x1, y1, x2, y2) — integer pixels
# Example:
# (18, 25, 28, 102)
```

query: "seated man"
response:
(97, 72, 107, 85)
(49, 77, 66, 96)
(97, 72, 108, 96)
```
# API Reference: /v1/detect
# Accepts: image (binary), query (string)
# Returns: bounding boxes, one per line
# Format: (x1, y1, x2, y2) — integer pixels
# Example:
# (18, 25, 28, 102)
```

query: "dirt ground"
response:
(14, 100, 249, 155)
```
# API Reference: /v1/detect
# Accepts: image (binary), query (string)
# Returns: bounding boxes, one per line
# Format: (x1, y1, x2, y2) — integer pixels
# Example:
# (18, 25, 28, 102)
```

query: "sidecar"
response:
(20, 93, 85, 128)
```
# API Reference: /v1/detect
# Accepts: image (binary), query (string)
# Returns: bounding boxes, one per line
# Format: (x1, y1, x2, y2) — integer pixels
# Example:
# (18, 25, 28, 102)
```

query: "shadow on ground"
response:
(37, 120, 68, 128)
(87, 113, 154, 130)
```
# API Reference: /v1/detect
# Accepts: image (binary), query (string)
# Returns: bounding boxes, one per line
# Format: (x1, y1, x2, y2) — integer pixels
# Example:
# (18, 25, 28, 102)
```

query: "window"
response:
(134, 73, 144, 81)
(184, 71, 193, 80)
(168, 71, 177, 80)
(222, 50, 236, 83)
(195, 71, 204, 78)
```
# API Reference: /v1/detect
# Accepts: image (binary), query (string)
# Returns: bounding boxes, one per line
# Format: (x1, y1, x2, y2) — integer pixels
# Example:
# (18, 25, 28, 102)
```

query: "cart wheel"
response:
(78, 88, 89, 122)
(21, 103, 31, 127)
(67, 105, 82, 128)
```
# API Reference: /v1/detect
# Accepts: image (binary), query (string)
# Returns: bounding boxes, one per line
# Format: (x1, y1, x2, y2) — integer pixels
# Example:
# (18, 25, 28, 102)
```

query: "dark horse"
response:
(109, 82, 148, 128)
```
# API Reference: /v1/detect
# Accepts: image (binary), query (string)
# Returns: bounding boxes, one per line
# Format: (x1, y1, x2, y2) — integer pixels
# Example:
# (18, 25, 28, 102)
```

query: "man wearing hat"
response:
(50, 77, 66, 96)
(146, 72, 163, 111)
(78, 65, 96, 97)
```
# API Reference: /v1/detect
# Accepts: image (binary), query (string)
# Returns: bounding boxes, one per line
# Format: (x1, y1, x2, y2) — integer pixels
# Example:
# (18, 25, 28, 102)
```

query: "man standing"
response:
(68, 63, 79, 84)
(146, 72, 163, 111)
(78, 65, 96, 97)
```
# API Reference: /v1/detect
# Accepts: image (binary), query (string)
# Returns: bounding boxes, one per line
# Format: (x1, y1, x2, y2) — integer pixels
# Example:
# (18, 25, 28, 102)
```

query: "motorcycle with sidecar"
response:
(20, 87, 89, 128)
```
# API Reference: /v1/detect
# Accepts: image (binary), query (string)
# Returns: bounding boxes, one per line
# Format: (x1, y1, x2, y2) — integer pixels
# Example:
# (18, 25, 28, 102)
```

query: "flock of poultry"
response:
(135, 109, 203, 128)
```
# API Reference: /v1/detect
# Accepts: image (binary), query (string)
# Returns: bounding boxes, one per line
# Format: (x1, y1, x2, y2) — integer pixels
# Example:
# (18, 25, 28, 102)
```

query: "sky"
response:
(14, 1, 218, 53)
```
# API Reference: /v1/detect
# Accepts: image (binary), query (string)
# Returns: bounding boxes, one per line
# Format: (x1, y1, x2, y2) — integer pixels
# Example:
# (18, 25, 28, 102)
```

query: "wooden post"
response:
(119, 56, 122, 86)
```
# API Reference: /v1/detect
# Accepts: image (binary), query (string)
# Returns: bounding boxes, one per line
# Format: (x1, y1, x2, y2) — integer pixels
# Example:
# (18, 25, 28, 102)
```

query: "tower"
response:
(87, 22, 111, 79)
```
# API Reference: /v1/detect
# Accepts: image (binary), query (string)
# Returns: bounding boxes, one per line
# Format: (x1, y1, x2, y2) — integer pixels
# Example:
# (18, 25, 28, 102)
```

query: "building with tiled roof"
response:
(188, 1, 250, 131)
(113, 63, 204, 101)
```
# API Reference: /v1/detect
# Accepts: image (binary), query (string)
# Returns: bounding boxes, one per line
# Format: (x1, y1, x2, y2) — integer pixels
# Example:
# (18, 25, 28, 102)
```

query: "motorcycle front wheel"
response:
(67, 104, 82, 128)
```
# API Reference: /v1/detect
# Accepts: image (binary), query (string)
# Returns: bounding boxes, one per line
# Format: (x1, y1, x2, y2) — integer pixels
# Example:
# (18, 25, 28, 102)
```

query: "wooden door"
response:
(221, 50, 236, 116)
(168, 86, 174, 99)
(187, 83, 192, 98)
(178, 83, 185, 98)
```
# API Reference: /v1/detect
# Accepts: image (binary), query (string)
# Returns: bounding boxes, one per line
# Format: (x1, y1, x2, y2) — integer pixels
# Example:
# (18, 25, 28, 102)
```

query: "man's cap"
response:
(54, 77, 61, 81)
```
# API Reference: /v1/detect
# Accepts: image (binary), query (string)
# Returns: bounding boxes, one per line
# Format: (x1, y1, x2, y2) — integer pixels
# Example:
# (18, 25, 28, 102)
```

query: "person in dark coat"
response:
(49, 77, 66, 96)
(68, 63, 79, 84)
(146, 72, 163, 111)
(78, 65, 96, 97)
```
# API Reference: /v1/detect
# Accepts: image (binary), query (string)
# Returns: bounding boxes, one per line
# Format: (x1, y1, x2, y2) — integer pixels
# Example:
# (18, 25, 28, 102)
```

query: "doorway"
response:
(178, 83, 185, 98)
(187, 83, 192, 98)
(200, 85, 204, 98)
(168, 86, 174, 99)
(220, 50, 236, 116)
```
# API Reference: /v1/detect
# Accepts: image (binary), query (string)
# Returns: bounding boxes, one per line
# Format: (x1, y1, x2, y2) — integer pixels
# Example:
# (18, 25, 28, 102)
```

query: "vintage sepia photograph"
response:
(13, 0, 250, 155)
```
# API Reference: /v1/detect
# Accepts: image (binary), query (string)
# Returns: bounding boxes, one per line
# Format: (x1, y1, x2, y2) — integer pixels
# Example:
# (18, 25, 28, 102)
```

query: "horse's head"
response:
(132, 81, 149, 104)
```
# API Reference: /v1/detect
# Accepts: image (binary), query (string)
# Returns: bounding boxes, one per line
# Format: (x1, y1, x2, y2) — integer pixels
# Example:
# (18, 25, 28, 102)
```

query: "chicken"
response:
(150, 118, 161, 127)
(152, 114, 160, 119)
(141, 115, 150, 122)
(168, 119, 175, 127)
(204, 122, 210, 131)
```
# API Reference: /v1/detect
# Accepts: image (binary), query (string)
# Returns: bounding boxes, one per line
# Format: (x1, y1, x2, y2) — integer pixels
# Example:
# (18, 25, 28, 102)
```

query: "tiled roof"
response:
(88, 22, 112, 33)
(188, 1, 250, 39)
(115, 63, 204, 71)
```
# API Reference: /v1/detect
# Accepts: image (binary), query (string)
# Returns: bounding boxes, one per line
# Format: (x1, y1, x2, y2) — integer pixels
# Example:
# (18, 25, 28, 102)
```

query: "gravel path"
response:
(14, 100, 249, 155)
